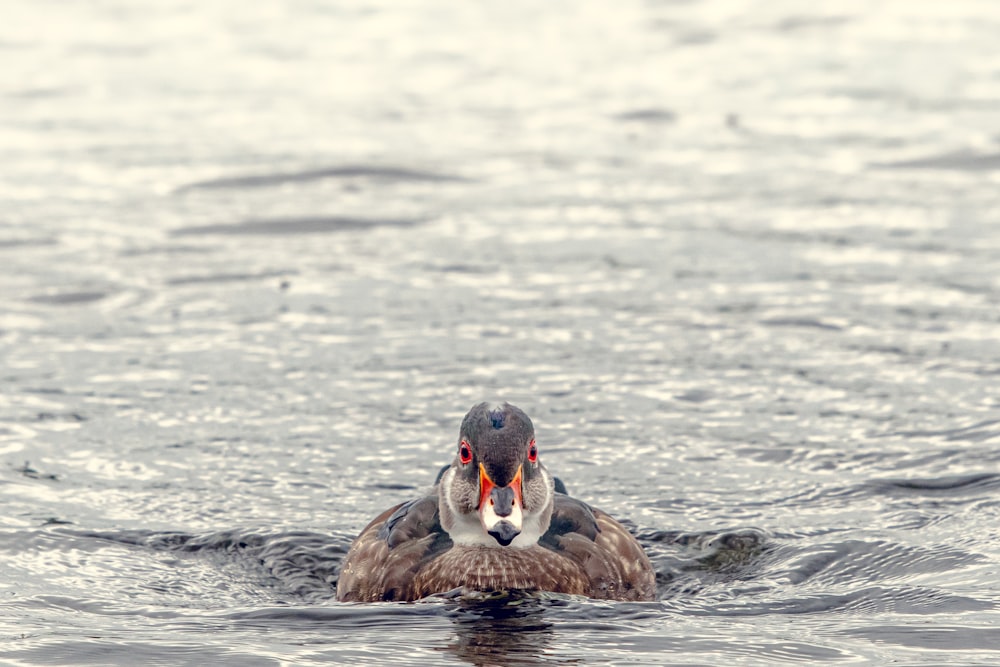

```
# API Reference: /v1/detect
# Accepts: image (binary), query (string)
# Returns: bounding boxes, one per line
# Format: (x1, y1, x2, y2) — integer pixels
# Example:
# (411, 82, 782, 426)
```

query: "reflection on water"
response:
(441, 595, 562, 667)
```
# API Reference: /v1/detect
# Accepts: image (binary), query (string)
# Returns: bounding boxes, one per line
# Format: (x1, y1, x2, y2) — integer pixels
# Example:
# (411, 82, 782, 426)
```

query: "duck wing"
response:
(540, 493, 601, 544)
(337, 495, 452, 602)
(540, 494, 655, 601)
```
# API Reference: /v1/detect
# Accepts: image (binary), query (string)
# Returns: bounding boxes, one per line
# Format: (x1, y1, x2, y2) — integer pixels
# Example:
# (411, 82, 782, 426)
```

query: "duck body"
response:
(337, 403, 655, 602)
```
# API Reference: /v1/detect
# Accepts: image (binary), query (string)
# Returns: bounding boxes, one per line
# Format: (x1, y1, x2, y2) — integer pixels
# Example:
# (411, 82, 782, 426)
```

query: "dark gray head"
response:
(458, 402, 536, 487)
(438, 402, 554, 547)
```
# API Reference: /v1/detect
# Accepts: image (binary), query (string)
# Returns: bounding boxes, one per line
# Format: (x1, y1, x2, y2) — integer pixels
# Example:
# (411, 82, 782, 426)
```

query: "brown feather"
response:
(337, 494, 654, 602)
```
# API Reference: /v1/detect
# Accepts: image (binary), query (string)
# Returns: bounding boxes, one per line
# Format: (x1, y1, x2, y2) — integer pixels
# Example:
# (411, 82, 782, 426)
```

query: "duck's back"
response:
(540, 496, 655, 601)
(337, 494, 655, 602)
(336, 496, 451, 602)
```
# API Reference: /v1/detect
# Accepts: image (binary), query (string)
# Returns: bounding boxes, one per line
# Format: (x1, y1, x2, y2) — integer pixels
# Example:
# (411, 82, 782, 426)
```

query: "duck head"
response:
(439, 403, 555, 547)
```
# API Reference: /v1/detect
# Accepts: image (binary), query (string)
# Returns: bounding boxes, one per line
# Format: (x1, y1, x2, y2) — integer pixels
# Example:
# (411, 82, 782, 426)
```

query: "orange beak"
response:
(478, 463, 524, 545)
(478, 463, 523, 511)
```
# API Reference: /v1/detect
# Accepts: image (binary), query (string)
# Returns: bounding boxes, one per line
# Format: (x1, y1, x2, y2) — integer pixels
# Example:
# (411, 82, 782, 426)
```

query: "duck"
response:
(337, 402, 655, 602)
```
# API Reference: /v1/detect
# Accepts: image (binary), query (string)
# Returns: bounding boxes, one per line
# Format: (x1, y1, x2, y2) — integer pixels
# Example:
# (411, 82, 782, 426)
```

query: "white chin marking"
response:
(442, 468, 500, 547)
(447, 514, 505, 547)
(481, 497, 523, 534)
(442, 467, 551, 549)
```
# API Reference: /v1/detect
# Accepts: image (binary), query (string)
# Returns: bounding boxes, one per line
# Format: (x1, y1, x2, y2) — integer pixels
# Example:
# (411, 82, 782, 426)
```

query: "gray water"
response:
(3, 0, 1000, 664)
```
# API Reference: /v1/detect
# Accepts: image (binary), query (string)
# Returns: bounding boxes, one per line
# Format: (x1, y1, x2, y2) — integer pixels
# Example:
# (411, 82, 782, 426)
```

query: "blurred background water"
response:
(2, 0, 1000, 664)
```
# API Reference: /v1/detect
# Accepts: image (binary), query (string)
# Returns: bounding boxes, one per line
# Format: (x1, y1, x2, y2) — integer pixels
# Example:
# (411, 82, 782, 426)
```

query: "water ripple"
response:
(176, 165, 469, 192)
(170, 216, 424, 237)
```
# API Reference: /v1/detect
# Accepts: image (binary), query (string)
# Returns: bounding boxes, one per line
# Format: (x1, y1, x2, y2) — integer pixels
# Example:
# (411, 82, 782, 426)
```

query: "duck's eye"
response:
(527, 439, 538, 463)
(459, 441, 473, 464)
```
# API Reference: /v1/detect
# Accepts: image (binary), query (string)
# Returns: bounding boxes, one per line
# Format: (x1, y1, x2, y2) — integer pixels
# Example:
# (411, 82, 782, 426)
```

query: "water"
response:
(2, 0, 1000, 664)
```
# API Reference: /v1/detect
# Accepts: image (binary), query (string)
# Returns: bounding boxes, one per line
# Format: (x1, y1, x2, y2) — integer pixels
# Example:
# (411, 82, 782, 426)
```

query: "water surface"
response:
(2, 1, 1000, 664)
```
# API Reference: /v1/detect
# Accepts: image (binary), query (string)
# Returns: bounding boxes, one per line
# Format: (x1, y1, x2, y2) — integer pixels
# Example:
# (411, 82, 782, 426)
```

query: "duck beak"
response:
(478, 463, 523, 546)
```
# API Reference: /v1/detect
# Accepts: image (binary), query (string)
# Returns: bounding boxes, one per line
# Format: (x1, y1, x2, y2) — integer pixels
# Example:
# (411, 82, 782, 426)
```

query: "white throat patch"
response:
(440, 466, 552, 549)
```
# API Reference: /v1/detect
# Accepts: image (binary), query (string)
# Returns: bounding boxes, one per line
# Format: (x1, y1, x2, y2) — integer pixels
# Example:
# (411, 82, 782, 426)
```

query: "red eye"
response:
(527, 439, 537, 463)
(459, 441, 472, 464)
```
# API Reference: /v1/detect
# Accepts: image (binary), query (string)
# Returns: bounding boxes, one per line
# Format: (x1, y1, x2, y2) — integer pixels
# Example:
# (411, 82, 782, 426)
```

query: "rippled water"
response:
(3, 0, 1000, 664)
